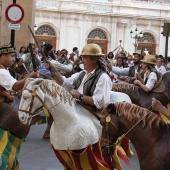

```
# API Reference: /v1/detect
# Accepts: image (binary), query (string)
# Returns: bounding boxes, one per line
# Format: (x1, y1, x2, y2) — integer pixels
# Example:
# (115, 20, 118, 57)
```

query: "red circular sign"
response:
(5, 4, 24, 24)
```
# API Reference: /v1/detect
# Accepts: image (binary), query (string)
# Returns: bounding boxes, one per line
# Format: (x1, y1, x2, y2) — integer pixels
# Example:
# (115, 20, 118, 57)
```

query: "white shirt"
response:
(144, 71, 157, 91)
(111, 66, 128, 83)
(0, 69, 17, 91)
(155, 65, 166, 75)
(62, 69, 112, 109)
(51, 60, 73, 72)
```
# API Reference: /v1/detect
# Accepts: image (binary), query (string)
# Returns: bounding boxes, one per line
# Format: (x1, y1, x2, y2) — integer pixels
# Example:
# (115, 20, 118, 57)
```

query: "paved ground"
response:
(19, 124, 140, 170)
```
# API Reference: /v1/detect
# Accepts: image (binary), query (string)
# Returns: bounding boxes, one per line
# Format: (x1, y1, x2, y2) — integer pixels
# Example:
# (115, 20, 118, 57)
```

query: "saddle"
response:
(152, 73, 170, 101)
(77, 101, 103, 120)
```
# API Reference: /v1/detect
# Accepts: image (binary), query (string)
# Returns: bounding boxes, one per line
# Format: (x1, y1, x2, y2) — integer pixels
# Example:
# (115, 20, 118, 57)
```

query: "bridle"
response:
(18, 88, 44, 116)
(9, 63, 29, 79)
(101, 105, 153, 151)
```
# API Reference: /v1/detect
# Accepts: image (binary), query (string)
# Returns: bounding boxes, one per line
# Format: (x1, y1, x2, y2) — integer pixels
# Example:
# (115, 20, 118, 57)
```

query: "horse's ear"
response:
(33, 79, 44, 89)
(106, 103, 116, 114)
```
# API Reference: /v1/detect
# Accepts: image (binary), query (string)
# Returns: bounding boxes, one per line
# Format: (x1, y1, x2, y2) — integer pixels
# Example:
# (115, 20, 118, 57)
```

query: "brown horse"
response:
(0, 95, 30, 138)
(112, 71, 170, 110)
(9, 59, 29, 80)
(101, 102, 170, 170)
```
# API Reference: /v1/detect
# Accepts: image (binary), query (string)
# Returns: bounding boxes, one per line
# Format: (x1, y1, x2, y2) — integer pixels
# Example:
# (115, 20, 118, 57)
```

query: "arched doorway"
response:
(87, 29, 108, 54)
(137, 32, 156, 54)
(35, 25, 56, 49)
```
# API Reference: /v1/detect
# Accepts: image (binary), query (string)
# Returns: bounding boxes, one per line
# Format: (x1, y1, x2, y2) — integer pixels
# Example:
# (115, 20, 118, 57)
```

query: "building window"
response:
(35, 25, 55, 36)
(88, 29, 107, 39)
(138, 33, 155, 43)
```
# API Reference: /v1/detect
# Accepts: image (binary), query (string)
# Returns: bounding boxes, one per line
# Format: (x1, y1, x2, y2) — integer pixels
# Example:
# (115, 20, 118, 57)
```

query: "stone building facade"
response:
(35, 0, 170, 55)
(0, 0, 35, 49)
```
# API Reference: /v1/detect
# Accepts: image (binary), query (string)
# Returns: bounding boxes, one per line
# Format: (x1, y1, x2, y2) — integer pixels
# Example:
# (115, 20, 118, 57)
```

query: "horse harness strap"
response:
(103, 108, 152, 148)
(18, 88, 44, 115)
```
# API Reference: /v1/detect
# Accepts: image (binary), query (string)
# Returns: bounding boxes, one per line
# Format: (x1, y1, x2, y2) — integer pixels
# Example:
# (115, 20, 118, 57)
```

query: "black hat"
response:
(0, 44, 15, 55)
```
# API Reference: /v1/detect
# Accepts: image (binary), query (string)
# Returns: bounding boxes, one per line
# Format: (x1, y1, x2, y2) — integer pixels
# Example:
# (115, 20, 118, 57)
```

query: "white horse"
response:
(18, 78, 131, 151)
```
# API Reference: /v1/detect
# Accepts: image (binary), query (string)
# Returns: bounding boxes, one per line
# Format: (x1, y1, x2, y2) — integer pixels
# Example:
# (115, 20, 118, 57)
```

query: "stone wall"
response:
(0, 0, 36, 50)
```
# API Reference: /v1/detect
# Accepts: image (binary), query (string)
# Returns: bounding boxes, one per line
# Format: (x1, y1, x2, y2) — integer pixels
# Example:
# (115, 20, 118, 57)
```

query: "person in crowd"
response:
(18, 46, 27, 58)
(0, 44, 39, 102)
(45, 43, 112, 110)
(111, 56, 127, 83)
(22, 44, 40, 72)
(107, 52, 114, 66)
(55, 50, 61, 60)
(133, 55, 158, 92)
(122, 56, 129, 68)
(127, 55, 134, 67)
(155, 57, 167, 74)
(167, 57, 170, 70)
(69, 47, 79, 62)
(161, 57, 169, 71)
(152, 98, 170, 120)
(39, 44, 73, 77)
(109, 50, 143, 83)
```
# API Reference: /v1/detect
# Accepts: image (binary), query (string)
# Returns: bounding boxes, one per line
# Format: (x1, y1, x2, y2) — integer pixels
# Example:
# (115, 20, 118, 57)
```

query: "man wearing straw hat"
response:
(45, 43, 112, 110)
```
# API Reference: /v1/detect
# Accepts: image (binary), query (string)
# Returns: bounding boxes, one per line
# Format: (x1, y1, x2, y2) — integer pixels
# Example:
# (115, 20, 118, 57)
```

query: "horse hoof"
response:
(42, 132, 50, 138)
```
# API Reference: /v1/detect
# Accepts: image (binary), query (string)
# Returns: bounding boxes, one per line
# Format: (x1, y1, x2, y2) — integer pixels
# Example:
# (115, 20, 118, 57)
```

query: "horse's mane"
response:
(113, 83, 138, 92)
(114, 102, 167, 129)
(40, 79, 74, 106)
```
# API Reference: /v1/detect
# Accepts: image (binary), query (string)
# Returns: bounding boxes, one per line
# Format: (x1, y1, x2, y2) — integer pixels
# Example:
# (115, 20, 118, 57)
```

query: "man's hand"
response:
(29, 70, 39, 78)
(134, 80, 140, 85)
(70, 89, 81, 100)
(152, 98, 163, 112)
(45, 60, 56, 71)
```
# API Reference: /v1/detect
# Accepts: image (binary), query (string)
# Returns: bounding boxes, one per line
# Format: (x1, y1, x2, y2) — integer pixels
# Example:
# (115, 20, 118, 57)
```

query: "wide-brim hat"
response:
(141, 55, 156, 65)
(0, 44, 15, 55)
(133, 50, 141, 56)
(81, 43, 105, 57)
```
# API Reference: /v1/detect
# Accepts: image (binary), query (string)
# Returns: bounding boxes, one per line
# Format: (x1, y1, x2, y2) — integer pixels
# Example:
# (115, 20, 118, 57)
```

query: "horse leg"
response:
(42, 114, 53, 138)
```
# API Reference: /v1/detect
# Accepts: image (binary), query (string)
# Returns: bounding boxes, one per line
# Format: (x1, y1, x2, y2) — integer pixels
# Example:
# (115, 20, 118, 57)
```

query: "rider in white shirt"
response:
(45, 43, 112, 109)
(0, 44, 39, 102)
(134, 55, 158, 92)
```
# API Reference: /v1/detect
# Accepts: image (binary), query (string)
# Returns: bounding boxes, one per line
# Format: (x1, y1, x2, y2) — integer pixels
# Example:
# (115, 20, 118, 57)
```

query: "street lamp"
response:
(34, 24, 37, 31)
(130, 28, 143, 52)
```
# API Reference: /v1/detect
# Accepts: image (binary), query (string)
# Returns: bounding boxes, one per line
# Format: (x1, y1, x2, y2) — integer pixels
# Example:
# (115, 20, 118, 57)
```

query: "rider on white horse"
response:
(45, 43, 112, 113)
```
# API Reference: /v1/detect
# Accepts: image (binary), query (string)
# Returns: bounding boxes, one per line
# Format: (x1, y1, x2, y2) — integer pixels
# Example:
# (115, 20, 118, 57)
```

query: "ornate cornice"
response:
(35, 0, 170, 20)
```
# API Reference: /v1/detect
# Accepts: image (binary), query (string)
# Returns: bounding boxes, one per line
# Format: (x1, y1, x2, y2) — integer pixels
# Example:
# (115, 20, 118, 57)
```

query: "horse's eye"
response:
(23, 97, 28, 100)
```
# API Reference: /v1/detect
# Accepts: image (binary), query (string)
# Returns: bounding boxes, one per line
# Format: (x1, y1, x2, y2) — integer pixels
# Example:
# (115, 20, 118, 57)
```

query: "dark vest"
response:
(73, 68, 105, 96)
(128, 63, 142, 77)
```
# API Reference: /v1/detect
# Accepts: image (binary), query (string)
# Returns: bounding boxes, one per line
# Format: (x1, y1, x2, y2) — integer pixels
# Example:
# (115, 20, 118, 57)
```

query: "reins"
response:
(9, 66, 28, 78)
(103, 105, 153, 149)
(18, 88, 44, 115)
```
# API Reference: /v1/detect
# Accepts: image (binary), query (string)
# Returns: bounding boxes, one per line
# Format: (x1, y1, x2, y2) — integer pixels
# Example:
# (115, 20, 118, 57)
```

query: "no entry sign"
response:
(5, 4, 24, 24)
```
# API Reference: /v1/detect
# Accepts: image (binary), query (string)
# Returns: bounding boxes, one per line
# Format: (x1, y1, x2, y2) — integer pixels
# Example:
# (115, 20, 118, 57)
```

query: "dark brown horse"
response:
(112, 71, 170, 109)
(101, 102, 170, 170)
(0, 95, 30, 138)
(9, 59, 29, 80)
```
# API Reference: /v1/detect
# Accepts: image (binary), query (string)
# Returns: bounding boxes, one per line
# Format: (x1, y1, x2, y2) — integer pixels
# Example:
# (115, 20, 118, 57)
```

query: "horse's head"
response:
(100, 103, 123, 155)
(18, 78, 45, 126)
(10, 60, 29, 78)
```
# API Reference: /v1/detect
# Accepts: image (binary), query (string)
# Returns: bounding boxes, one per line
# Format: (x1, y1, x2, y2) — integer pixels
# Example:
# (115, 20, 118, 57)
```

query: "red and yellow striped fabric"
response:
(52, 142, 111, 170)
(52, 139, 133, 170)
